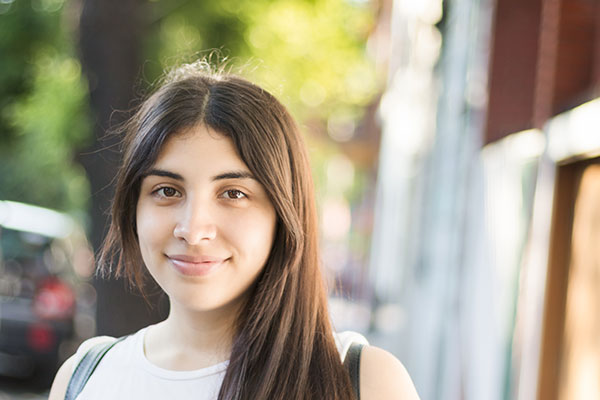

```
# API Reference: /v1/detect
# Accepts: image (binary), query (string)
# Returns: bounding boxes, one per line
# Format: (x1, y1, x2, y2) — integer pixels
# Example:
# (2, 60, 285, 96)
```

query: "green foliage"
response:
(242, 0, 377, 121)
(142, 0, 377, 123)
(140, 0, 249, 86)
(0, 0, 61, 144)
(0, 0, 377, 216)
(0, 50, 91, 210)
(0, 0, 91, 212)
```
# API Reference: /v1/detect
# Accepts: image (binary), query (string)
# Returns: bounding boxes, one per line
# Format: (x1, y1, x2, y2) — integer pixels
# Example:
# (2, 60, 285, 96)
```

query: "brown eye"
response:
(157, 187, 180, 197)
(223, 189, 246, 199)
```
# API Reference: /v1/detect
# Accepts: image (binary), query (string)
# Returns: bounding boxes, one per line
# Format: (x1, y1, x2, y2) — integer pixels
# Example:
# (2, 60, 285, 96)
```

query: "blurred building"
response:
(368, 0, 600, 399)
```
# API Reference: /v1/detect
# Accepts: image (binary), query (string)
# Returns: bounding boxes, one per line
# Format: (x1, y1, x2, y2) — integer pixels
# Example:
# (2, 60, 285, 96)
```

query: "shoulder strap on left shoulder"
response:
(64, 335, 127, 400)
(343, 342, 364, 400)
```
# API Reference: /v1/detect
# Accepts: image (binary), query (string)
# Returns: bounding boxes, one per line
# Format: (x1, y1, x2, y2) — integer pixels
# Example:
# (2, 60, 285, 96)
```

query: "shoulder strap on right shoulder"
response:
(343, 342, 364, 400)
(64, 336, 126, 400)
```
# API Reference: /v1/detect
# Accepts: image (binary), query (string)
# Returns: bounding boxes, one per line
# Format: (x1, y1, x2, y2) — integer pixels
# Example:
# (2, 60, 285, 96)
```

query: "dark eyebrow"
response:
(144, 169, 184, 181)
(212, 171, 256, 181)
(143, 169, 256, 182)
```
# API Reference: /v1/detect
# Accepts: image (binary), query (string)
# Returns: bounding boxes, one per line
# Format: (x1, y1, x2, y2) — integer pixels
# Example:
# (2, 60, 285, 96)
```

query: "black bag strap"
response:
(64, 336, 126, 400)
(343, 342, 364, 400)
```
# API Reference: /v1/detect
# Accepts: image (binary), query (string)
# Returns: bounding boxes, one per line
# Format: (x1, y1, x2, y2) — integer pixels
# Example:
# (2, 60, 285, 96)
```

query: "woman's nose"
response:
(173, 202, 217, 244)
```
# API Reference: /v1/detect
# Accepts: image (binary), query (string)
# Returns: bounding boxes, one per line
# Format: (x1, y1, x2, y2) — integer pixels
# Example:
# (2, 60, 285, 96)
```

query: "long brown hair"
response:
(98, 62, 356, 399)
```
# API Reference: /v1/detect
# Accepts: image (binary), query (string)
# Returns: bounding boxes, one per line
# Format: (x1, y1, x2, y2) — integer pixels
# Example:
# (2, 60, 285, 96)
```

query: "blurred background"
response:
(0, 0, 599, 399)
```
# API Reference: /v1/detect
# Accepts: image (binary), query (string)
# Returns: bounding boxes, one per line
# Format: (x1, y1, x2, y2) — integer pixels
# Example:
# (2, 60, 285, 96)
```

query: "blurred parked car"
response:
(0, 201, 95, 388)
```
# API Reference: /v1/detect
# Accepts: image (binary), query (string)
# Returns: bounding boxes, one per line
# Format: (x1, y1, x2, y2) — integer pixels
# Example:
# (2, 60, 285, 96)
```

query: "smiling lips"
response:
(167, 254, 227, 276)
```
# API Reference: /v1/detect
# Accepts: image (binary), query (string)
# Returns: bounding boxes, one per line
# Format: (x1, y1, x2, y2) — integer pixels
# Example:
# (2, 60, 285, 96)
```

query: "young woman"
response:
(49, 63, 420, 400)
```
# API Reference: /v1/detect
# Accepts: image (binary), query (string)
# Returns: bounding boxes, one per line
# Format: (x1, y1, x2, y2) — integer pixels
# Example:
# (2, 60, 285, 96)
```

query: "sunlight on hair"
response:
(164, 58, 224, 83)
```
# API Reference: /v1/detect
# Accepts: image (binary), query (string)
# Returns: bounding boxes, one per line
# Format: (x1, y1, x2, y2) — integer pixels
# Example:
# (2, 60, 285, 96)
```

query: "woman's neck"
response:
(143, 301, 239, 371)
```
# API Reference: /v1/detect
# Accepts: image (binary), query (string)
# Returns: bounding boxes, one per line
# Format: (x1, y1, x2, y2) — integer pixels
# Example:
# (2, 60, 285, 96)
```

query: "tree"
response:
(78, 0, 165, 336)
(0, 0, 90, 211)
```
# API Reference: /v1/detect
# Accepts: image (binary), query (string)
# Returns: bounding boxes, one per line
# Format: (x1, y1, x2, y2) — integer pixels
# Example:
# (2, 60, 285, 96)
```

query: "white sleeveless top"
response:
(72, 325, 368, 400)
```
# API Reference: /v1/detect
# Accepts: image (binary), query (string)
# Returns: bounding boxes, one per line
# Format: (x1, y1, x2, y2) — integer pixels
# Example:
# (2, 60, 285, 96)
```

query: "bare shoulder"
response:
(360, 345, 420, 400)
(48, 354, 76, 400)
(48, 335, 115, 400)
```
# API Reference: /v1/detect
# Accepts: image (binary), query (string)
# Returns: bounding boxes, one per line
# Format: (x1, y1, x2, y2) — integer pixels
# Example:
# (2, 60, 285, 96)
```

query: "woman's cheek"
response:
(137, 203, 170, 255)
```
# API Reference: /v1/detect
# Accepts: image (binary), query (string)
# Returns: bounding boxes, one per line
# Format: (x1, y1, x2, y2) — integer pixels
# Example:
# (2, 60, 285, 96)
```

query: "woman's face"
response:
(136, 124, 277, 313)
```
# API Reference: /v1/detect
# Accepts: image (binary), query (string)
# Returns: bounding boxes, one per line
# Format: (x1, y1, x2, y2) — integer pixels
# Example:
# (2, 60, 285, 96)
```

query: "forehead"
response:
(152, 125, 247, 171)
